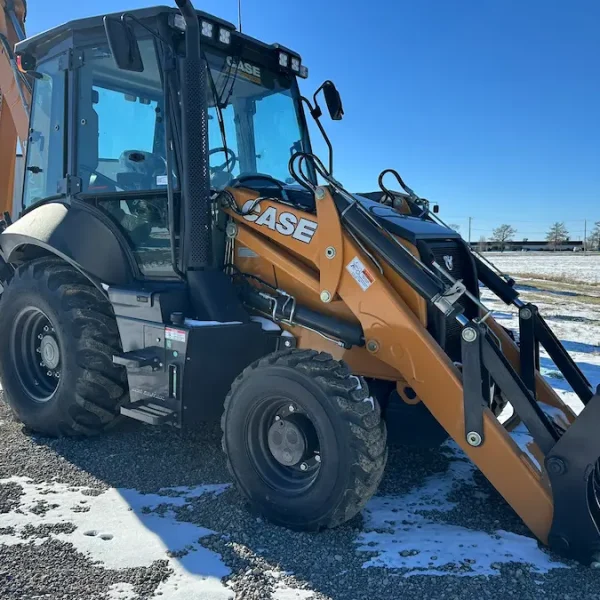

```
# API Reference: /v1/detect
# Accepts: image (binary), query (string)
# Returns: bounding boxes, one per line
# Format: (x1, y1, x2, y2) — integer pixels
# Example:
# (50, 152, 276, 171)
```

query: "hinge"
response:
(59, 49, 84, 71)
(0, 211, 12, 232)
(58, 176, 82, 195)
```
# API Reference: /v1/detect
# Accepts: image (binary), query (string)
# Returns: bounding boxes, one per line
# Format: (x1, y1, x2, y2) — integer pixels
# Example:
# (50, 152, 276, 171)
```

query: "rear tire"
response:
(0, 257, 128, 436)
(221, 349, 387, 530)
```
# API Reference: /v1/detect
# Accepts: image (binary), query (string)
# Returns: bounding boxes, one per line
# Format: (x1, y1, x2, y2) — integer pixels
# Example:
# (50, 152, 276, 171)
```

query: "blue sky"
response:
(26, 0, 599, 240)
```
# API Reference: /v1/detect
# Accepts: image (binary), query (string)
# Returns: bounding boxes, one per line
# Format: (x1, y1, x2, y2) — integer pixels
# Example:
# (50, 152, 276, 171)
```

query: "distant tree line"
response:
(587, 221, 600, 251)
(472, 221, 600, 252)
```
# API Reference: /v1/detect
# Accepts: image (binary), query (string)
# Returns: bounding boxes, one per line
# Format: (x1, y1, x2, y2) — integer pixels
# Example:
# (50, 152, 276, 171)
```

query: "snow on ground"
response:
(0, 478, 234, 600)
(355, 442, 565, 576)
(107, 583, 137, 600)
(485, 251, 600, 285)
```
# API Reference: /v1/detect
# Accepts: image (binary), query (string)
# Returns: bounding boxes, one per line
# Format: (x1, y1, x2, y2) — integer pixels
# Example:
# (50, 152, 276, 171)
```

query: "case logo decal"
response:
(241, 200, 318, 244)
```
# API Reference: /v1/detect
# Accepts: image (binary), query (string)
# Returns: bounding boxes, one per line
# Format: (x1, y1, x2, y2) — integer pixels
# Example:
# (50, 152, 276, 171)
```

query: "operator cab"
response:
(15, 5, 315, 279)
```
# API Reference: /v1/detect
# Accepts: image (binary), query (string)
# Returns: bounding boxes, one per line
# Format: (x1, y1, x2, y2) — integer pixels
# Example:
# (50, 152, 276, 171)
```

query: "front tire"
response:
(0, 258, 128, 436)
(221, 349, 387, 530)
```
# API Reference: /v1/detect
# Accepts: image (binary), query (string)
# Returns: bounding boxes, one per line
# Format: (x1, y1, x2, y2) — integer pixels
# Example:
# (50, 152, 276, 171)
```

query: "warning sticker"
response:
(165, 328, 186, 343)
(346, 257, 375, 291)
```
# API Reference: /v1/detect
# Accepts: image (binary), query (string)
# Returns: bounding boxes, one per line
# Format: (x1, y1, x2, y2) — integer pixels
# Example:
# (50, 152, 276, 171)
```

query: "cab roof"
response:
(15, 5, 301, 66)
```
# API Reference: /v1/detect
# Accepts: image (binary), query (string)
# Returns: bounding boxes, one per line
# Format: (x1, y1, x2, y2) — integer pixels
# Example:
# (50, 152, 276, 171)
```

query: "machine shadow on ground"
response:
(23, 418, 573, 600)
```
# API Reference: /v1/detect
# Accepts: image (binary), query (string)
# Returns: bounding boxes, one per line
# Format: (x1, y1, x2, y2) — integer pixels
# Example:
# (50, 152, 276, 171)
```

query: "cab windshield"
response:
(205, 51, 312, 189)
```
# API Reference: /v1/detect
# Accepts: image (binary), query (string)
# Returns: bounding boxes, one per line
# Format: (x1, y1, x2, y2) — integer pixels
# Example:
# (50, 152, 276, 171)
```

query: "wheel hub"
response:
(40, 335, 60, 370)
(268, 418, 306, 466)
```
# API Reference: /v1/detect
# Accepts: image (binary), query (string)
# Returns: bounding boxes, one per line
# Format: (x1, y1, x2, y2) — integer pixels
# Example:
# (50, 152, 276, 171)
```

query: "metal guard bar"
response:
(474, 249, 600, 563)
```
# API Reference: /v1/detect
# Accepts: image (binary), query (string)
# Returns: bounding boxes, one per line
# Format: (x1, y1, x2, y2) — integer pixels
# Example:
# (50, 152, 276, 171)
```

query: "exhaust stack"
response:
(175, 0, 212, 271)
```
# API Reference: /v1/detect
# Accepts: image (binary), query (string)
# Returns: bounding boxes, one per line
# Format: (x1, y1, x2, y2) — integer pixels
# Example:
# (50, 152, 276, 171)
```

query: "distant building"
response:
(470, 239, 584, 252)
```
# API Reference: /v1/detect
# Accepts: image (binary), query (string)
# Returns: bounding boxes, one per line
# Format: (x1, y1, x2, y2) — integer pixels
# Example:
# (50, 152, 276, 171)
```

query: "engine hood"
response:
(233, 180, 460, 246)
(353, 195, 461, 245)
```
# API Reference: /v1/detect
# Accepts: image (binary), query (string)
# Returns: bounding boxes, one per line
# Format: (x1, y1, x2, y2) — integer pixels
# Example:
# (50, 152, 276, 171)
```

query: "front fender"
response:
(0, 202, 136, 285)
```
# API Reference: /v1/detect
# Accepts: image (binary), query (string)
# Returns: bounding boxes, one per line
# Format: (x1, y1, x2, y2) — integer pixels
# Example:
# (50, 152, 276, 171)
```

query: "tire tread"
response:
(221, 349, 387, 530)
(0, 258, 127, 436)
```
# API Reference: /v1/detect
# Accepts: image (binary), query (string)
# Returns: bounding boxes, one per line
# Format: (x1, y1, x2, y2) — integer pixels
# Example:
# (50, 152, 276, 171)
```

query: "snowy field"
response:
(1, 253, 600, 599)
(485, 251, 600, 285)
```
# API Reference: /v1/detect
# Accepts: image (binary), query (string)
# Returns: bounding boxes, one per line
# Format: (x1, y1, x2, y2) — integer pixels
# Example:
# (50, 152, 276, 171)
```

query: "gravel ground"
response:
(1, 399, 600, 600)
(2, 276, 600, 599)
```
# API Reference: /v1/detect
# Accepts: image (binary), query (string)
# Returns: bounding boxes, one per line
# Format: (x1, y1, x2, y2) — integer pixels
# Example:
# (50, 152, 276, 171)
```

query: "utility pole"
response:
(468, 217, 472, 244)
(584, 219, 587, 253)
(238, 0, 243, 32)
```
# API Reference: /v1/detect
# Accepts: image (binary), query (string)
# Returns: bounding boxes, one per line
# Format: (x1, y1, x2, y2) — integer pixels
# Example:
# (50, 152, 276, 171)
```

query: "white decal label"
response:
(241, 200, 318, 244)
(237, 247, 259, 258)
(165, 327, 186, 343)
(346, 257, 375, 291)
(156, 175, 168, 186)
(226, 56, 261, 83)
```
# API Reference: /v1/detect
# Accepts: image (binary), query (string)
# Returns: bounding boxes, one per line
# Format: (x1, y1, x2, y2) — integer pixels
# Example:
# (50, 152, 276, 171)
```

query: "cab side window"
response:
(22, 57, 65, 208)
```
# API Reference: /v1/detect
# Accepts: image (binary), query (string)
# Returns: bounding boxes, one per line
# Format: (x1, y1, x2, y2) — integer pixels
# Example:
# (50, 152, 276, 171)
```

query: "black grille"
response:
(180, 28, 212, 269)
(419, 240, 478, 362)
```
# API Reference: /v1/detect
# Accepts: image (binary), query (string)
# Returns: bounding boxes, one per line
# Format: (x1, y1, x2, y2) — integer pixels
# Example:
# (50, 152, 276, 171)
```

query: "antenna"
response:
(238, 0, 242, 32)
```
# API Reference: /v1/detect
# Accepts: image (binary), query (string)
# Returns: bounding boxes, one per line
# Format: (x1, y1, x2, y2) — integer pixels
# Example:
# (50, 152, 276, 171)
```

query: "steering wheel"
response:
(209, 147, 238, 173)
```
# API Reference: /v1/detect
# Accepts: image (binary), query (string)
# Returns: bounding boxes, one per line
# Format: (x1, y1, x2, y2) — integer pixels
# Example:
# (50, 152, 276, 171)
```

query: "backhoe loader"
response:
(1, 0, 599, 566)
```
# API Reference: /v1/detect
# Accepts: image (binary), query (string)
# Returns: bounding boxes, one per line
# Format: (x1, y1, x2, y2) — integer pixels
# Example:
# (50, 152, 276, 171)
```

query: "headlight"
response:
(279, 51, 289, 68)
(219, 28, 231, 44)
(201, 20, 214, 38)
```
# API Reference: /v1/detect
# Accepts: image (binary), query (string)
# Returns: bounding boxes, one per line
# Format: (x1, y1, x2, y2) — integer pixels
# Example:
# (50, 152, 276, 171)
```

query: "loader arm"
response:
(225, 178, 600, 564)
(0, 0, 29, 218)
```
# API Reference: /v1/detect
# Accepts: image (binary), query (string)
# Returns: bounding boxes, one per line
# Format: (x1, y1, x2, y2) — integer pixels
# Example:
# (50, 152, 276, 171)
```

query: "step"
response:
(120, 402, 175, 425)
(113, 348, 162, 369)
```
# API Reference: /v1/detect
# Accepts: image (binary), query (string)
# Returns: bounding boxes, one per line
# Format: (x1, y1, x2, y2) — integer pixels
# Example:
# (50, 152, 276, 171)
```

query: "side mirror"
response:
(103, 16, 144, 72)
(321, 80, 344, 120)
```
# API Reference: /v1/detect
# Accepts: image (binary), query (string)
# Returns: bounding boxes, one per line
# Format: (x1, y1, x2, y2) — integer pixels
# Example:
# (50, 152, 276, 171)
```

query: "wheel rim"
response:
(246, 398, 322, 494)
(11, 307, 61, 403)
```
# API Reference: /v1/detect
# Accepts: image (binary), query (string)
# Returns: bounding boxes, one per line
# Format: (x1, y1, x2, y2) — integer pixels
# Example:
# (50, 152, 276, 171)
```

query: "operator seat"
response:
(116, 150, 167, 190)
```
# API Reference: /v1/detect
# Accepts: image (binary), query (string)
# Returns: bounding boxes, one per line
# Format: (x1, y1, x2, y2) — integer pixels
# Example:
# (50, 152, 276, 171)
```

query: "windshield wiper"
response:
(217, 57, 241, 109)
(203, 50, 230, 172)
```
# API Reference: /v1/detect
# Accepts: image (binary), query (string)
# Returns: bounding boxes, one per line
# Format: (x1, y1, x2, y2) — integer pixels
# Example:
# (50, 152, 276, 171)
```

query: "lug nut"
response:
(288, 405, 295, 413)
(300, 462, 308, 471)
(36, 348, 41, 353)
(38, 334, 43, 340)
(46, 370, 52, 377)
(43, 326, 49, 332)
(274, 415, 281, 421)
(315, 454, 321, 463)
